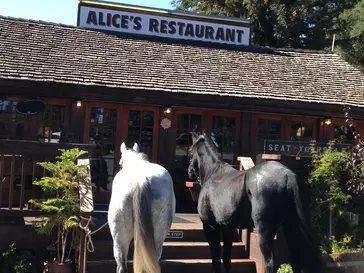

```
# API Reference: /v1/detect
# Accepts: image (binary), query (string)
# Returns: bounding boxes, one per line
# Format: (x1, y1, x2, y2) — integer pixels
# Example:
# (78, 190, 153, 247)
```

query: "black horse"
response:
(188, 132, 324, 273)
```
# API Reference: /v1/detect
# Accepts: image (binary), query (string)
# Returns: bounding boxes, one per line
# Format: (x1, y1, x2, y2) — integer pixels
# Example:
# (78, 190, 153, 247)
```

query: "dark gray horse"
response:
(188, 132, 324, 273)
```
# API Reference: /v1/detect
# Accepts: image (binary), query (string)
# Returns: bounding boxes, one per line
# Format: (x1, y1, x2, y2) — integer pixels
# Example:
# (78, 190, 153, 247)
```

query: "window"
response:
(290, 121, 313, 141)
(37, 104, 65, 143)
(257, 119, 281, 153)
(211, 116, 236, 164)
(174, 113, 202, 172)
(333, 124, 355, 144)
(0, 100, 25, 140)
(127, 110, 154, 159)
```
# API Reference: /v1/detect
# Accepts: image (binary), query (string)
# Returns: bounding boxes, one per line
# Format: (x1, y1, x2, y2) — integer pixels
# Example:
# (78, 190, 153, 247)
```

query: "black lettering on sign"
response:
(236, 30, 244, 43)
(121, 15, 129, 29)
(185, 23, 194, 37)
(86, 11, 97, 25)
(112, 14, 120, 28)
(226, 29, 235, 42)
(177, 22, 186, 35)
(195, 24, 204, 38)
(106, 13, 112, 27)
(205, 26, 214, 39)
(160, 20, 168, 34)
(98, 12, 106, 26)
(149, 18, 159, 32)
(215, 27, 225, 41)
(133, 17, 142, 30)
(168, 21, 176, 34)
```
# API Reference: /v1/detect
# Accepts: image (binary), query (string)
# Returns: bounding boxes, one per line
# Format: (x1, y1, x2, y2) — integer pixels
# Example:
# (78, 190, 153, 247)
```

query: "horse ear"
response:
(191, 132, 198, 142)
(120, 142, 127, 153)
(133, 142, 140, 152)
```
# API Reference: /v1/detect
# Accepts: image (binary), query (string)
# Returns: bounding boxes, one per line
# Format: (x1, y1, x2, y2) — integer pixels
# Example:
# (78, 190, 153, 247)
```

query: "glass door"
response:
(84, 103, 119, 191)
(122, 106, 160, 163)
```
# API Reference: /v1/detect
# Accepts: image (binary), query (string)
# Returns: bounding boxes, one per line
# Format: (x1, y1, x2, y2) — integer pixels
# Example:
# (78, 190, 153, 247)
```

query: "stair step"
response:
(91, 226, 242, 242)
(88, 241, 247, 261)
(87, 259, 257, 273)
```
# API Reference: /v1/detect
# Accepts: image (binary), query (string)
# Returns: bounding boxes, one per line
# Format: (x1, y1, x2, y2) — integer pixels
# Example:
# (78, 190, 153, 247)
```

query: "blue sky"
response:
(0, 0, 173, 25)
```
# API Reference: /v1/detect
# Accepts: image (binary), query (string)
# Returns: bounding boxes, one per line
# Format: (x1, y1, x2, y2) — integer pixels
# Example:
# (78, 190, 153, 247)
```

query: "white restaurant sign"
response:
(78, 3, 251, 46)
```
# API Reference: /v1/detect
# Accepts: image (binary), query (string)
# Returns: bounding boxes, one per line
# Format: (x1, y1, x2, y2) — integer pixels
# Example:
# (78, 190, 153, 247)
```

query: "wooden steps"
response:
(87, 259, 256, 273)
(86, 213, 257, 273)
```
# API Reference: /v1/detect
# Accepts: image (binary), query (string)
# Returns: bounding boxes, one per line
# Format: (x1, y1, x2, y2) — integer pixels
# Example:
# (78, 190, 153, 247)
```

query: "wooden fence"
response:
(0, 139, 96, 214)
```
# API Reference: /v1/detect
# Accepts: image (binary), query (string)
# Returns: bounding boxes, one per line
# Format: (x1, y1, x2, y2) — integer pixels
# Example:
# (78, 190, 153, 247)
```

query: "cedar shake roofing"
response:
(1, 16, 364, 108)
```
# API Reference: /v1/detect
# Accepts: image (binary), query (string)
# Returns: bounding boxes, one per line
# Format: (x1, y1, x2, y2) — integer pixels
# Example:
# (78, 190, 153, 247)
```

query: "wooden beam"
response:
(261, 154, 281, 160)
(77, 158, 93, 214)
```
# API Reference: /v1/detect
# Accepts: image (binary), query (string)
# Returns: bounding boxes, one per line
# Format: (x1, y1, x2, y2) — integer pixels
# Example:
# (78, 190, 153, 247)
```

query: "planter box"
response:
(324, 252, 364, 273)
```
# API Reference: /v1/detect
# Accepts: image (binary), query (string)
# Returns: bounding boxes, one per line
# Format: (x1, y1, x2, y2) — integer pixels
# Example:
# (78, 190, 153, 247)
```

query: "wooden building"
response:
(0, 1, 364, 212)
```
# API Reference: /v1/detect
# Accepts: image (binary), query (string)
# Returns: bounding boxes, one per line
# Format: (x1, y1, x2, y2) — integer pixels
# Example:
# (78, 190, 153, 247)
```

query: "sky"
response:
(0, 0, 174, 25)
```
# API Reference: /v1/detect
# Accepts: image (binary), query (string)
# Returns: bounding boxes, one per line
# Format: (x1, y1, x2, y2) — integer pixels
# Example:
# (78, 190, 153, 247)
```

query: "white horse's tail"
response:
(133, 181, 161, 273)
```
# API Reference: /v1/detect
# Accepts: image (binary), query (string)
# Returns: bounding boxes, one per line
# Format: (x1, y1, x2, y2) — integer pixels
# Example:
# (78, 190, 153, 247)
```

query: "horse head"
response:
(188, 131, 219, 182)
(119, 142, 143, 166)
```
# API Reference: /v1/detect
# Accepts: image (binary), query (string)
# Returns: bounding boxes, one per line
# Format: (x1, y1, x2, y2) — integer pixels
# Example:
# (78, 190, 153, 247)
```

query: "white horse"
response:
(108, 142, 176, 273)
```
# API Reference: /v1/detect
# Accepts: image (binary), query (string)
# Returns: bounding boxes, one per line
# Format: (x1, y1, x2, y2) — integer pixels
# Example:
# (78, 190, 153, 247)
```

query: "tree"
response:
(172, 0, 363, 69)
(334, 0, 364, 71)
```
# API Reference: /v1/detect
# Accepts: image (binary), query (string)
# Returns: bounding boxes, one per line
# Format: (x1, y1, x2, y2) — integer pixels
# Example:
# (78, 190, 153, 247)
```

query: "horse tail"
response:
(132, 180, 161, 273)
(290, 174, 325, 272)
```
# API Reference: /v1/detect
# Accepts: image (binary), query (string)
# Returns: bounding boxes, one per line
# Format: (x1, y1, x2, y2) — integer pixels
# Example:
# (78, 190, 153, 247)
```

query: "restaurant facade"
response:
(1, 0, 364, 212)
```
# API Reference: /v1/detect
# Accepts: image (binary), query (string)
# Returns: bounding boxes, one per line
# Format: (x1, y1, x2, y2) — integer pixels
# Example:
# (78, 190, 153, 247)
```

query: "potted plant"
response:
(29, 148, 88, 273)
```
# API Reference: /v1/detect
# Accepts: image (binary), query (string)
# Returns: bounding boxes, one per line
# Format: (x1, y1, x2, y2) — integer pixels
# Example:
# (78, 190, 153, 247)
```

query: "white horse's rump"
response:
(108, 142, 176, 273)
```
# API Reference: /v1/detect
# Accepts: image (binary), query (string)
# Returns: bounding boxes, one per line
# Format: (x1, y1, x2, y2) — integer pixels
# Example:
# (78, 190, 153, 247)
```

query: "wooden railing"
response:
(0, 139, 96, 213)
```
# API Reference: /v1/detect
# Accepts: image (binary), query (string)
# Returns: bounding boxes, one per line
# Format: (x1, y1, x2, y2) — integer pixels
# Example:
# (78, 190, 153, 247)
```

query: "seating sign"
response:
(237, 157, 255, 171)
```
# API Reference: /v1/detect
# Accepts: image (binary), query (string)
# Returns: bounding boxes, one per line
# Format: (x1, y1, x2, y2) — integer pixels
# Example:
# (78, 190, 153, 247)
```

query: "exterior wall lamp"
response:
(76, 100, 82, 108)
(163, 107, 172, 115)
(324, 118, 332, 125)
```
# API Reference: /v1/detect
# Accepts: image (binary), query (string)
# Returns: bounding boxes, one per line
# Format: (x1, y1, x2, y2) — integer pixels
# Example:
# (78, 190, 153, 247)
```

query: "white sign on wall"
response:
(78, 5, 251, 46)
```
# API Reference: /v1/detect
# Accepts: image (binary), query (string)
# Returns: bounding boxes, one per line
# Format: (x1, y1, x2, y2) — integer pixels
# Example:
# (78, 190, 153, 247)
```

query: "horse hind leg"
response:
(222, 228, 234, 273)
(112, 231, 133, 273)
(203, 223, 222, 273)
(109, 217, 133, 273)
(282, 220, 303, 273)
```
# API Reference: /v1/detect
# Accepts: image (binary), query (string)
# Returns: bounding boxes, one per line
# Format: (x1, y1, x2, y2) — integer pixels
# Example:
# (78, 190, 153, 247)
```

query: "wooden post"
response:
(8, 154, 15, 210)
(19, 157, 25, 210)
(77, 158, 93, 273)
(0, 154, 4, 209)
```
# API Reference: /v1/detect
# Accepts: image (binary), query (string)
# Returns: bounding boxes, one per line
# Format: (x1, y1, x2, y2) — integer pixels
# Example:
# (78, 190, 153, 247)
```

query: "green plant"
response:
(0, 244, 34, 273)
(29, 148, 88, 265)
(277, 263, 293, 273)
(309, 140, 352, 215)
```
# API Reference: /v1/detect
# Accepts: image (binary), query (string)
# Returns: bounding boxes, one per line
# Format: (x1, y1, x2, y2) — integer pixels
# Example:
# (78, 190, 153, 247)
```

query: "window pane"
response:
(0, 101, 25, 140)
(174, 113, 202, 178)
(129, 110, 141, 127)
(290, 121, 313, 141)
(89, 107, 117, 191)
(37, 104, 65, 143)
(212, 116, 236, 164)
(127, 110, 155, 159)
(257, 119, 281, 153)
(333, 124, 355, 144)
(143, 111, 154, 127)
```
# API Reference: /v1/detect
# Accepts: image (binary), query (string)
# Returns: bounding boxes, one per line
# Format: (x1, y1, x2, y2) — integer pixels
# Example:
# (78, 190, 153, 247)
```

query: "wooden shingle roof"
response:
(0, 16, 364, 107)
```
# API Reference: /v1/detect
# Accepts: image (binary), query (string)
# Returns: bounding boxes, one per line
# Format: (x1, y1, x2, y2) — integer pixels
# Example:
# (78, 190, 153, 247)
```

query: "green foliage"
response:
(277, 263, 293, 273)
(29, 148, 88, 264)
(0, 244, 36, 273)
(324, 234, 364, 261)
(172, 0, 364, 70)
(335, 0, 364, 71)
(309, 140, 351, 215)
